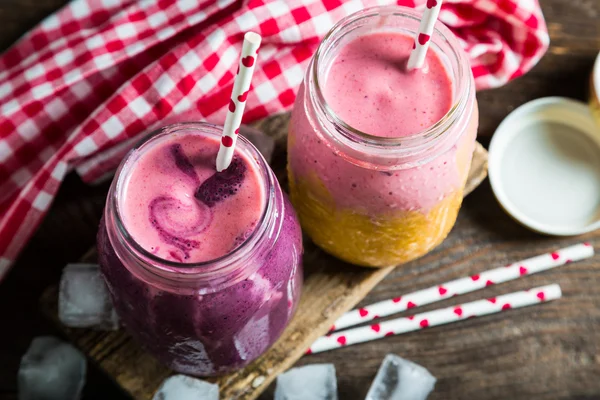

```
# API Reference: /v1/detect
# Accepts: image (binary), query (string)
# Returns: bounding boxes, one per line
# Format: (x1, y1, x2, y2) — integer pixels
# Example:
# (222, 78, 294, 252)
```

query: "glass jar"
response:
(97, 123, 303, 376)
(288, 6, 478, 267)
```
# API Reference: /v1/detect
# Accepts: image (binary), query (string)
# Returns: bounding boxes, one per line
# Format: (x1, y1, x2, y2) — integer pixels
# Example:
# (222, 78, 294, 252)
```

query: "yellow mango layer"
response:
(289, 171, 463, 268)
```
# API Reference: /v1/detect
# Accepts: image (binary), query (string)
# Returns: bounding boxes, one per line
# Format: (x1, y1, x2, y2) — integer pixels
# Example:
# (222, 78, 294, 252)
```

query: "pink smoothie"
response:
(290, 31, 470, 215)
(120, 133, 265, 263)
(323, 32, 453, 138)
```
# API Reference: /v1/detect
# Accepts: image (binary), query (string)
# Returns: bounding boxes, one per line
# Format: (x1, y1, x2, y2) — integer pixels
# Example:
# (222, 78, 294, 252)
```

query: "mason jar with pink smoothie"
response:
(288, 6, 478, 268)
(97, 122, 302, 376)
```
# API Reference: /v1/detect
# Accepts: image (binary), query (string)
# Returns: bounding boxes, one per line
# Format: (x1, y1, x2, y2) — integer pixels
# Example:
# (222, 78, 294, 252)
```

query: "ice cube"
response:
(239, 125, 276, 164)
(59, 263, 119, 330)
(275, 364, 338, 400)
(152, 375, 218, 400)
(366, 354, 436, 400)
(19, 336, 86, 400)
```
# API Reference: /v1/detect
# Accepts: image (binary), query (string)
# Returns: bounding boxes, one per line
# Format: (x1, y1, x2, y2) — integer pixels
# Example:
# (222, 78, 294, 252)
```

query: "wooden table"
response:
(1, 1, 599, 399)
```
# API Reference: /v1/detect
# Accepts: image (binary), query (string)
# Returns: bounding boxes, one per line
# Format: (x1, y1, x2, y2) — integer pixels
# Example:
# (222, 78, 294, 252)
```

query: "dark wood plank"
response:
(2, 0, 600, 399)
(287, 183, 600, 400)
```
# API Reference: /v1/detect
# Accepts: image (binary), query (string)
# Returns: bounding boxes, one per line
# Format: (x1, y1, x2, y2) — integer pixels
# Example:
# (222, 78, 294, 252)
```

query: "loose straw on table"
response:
(307, 284, 562, 354)
(328, 243, 592, 333)
(407, 0, 443, 70)
(216, 32, 261, 172)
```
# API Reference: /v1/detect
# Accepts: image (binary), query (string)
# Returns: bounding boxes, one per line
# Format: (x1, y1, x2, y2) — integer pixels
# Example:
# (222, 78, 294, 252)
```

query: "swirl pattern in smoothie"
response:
(121, 133, 265, 263)
(148, 196, 212, 261)
(170, 143, 199, 181)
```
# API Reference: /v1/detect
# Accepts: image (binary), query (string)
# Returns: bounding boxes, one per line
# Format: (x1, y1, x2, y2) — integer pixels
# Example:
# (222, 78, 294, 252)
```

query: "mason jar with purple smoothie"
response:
(97, 122, 303, 376)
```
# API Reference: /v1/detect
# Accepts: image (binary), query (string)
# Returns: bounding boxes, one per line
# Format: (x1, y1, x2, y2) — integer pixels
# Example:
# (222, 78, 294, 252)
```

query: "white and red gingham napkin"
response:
(0, 0, 549, 281)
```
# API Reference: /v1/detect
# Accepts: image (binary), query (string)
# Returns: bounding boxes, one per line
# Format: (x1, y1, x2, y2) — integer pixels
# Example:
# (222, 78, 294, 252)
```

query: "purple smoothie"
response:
(97, 123, 303, 376)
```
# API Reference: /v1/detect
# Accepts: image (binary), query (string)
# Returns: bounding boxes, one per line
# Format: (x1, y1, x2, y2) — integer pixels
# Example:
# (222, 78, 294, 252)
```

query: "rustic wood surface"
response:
(39, 116, 487, 400)
(1, 1, 599, 400)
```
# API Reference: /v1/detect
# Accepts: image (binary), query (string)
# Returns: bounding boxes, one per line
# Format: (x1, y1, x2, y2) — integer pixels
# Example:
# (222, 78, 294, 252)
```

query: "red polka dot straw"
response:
(327, 243, 592, 333)
(407, 0, 443, 70)
(216, 32, 261, 172)
(306, 284, 562, 354)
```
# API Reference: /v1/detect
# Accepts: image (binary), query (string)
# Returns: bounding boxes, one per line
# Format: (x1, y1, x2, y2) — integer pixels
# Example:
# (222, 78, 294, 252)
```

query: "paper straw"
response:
(407, 0, 443, 70)
(216, 32, 261, 172)
(307, 284, 561, 354)
(328, 243, 592, 333)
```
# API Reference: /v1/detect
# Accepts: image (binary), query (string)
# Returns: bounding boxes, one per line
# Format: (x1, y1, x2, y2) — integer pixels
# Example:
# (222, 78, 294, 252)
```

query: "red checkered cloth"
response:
(0, 0, 549, 281)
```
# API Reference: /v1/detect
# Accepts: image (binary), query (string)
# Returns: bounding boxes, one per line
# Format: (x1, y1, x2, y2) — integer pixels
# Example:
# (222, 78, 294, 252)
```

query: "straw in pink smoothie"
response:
(216, 32, 261, 172)
(307, 284, 562, 354)
(407, 0, 444, 70)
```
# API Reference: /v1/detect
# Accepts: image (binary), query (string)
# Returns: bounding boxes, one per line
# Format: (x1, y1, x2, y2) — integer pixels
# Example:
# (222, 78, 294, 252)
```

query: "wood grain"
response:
(1, 0, 599, 399)
(40, 113, 488, 400)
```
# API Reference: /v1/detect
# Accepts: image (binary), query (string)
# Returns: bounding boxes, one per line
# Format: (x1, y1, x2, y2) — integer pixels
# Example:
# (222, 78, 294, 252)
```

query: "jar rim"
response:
(310, 5, 473, 156)
(108, 122, 275, 281)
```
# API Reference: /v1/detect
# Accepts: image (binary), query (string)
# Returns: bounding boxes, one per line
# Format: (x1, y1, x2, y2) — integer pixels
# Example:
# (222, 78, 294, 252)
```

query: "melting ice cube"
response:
(152, 375, 218, 400)
(59, 263, 119, 330)
(19, 336, 87, 400)
(366, 354, 436, 400)
(275, 364, 338, 400)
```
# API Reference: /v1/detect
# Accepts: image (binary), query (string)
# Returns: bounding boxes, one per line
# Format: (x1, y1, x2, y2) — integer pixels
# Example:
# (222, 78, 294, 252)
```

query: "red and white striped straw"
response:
(328, 243, 592, 333)
(216, 32, 261, 172)
(307, 284, 561, 354)
(407, 0, 443, 70)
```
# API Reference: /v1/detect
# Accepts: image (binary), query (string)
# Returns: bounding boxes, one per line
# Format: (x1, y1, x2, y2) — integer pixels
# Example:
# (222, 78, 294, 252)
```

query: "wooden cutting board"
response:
(40, 113, 488, 400)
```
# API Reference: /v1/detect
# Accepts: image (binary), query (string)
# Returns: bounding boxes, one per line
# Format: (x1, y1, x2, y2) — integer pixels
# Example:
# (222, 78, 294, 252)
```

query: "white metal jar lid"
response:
(488, 97, 600, 236)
